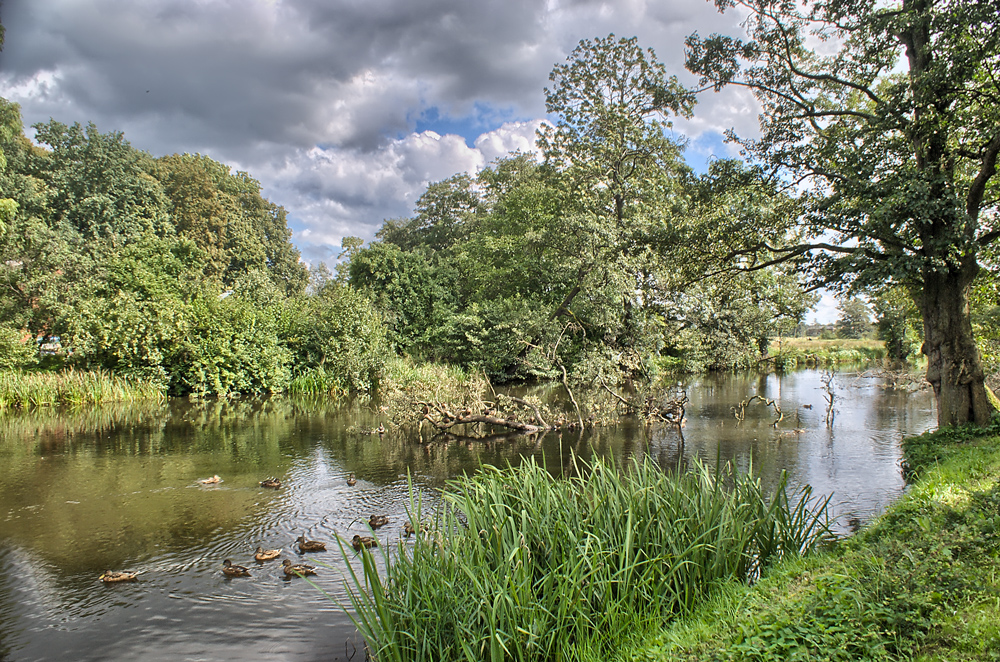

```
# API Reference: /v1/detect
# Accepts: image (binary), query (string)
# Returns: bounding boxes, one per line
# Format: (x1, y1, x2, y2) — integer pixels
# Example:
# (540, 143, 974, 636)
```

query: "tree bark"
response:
(921, 266, 994, 427)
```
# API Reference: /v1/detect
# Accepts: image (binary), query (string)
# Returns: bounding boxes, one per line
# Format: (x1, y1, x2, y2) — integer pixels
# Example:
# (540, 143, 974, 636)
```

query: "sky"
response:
(0, 0, 838, 322)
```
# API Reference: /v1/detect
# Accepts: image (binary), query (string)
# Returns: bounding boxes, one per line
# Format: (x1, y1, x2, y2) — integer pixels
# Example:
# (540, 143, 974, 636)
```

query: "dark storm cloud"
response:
(0, 0, 559, 159)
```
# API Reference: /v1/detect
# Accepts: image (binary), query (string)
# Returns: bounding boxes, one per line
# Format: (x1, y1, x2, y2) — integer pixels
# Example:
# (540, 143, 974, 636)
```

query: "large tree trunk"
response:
(921, 267, 995, 427)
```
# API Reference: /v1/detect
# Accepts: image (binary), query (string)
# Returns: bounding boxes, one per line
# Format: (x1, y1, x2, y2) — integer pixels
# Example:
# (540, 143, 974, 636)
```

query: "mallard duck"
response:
(259, 477, 281, 489)
(296, 535, 326, 553)
(99, 570, 138, 583)
(403, 521, 423, 538)
(254, 546, 281, 562)
(222, 559, 251, 577)
(346, 473, 357, 486)
(352, 535, 378, 551)
(282, 558, 317, 577)
(198, 474, 222, 485)
(368, 514, 389, 529)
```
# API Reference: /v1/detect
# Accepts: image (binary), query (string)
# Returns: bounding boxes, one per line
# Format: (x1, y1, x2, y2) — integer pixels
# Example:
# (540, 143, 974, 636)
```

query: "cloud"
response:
(0, 0, 760, 261)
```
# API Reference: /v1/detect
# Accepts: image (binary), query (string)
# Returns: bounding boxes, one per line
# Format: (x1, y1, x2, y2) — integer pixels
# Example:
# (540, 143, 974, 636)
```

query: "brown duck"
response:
(368, 514, 389, 529)
(282, 558, 317, 577)
(254, 546, 281, 562)
(352, 535, 378, 551)
(296, 535, 327, 553)
(222, 559, 251, 577)
(99, 570, 138, 583)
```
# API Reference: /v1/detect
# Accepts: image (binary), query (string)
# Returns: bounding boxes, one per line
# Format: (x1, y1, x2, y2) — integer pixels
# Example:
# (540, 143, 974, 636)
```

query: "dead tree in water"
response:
(600, 378, 687, 429)
(732, 395, 783, 428)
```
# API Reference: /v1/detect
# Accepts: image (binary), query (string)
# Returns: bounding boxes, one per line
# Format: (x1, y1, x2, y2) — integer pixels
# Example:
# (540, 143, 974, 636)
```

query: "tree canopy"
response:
(0, 99, 385, 396)
(686, 0, 1000, 425)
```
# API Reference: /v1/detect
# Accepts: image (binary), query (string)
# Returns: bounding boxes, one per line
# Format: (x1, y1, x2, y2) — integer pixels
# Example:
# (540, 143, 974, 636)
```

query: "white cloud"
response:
(0, 0, 762, 260)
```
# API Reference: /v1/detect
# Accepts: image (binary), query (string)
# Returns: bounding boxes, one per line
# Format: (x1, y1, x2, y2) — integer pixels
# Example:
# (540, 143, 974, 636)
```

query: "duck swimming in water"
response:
(352, 535, 378, 551)
(282, 558, 317, 577)
(222, 559, 251, 577)
(368, 514, 389, 529)
(259, 478, 281, 489)
(296, 535, 326, 553)
(99, 570, 138, 583)
(254, 546, 281, 562)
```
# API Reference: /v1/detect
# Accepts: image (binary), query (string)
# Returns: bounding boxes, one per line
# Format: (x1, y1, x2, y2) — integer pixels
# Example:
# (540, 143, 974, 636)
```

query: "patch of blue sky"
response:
(411, 102, 529, 145)
(682, 130, 738, 175)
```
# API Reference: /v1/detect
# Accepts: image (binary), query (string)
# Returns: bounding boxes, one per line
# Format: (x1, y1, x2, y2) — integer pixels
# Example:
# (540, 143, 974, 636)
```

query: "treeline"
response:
(0, 98, 387, 396)
(341, 37, 819, 384)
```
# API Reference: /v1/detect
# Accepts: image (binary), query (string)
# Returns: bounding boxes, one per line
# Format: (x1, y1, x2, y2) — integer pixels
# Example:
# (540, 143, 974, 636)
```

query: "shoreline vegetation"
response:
(0, 369, 165, 409)
(0, 339, 893, 413)
(610, 422, 1000, 661)
(336, 420, 1000, 662)
(345, 456, 832, 662)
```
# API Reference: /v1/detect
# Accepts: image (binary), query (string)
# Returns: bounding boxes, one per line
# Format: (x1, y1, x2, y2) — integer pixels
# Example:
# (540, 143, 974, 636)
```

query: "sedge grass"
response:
(343, 455, 831, 662)
(0, 369, 165, 409)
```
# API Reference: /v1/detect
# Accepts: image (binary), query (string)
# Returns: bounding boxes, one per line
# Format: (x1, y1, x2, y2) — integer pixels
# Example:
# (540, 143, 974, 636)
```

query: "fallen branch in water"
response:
(732, 395, 783, 428)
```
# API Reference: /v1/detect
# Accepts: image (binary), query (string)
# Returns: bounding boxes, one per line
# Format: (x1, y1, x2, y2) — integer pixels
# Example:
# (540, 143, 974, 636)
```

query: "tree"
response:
(535, 35, 696, 361)
(686, 0, 1000, 425)
(836, 298, 872, 340)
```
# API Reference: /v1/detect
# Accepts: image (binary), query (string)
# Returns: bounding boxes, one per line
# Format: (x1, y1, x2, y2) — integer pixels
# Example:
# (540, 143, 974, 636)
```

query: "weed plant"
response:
(0, 369, 165, 409)
(343, 455, 831, 662)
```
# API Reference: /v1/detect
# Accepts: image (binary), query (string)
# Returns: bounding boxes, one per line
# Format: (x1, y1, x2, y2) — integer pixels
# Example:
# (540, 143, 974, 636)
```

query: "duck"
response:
(198, 475, 222, 485)
(368, 514, 390, 529)
(296, 535, 326, 553)
(376, 423, 386, 436)
(403, 521, 423, 538)
(352, 535, 378, 551)
(222, 559, 251, 577)
(259, 477, 281, 489)
(282, 558, 317, 577)
(254, 546, 282, 562)
(346, 473, 357, 487)
(99, 570, 138, 583)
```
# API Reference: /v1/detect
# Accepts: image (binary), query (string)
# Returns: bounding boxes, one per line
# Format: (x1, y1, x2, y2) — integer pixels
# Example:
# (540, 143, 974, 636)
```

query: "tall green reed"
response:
(0, 369, 165, 409)
(343, 454, 832, 661)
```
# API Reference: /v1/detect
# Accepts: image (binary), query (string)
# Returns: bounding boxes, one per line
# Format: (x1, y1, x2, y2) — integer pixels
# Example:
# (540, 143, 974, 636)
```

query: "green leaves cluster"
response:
(347, 37, 814, 382)
(0, 97, 387, 396)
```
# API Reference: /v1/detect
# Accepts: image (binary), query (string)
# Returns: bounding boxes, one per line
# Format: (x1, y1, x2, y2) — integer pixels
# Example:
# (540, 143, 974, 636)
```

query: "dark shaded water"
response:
(0, 369, 934, 661)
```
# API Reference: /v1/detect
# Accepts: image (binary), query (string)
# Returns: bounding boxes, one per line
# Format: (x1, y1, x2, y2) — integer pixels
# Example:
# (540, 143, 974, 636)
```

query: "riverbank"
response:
(768, 337, 888, 369)
(616, 421, 1000, 661)
(0, 369, 165, 409)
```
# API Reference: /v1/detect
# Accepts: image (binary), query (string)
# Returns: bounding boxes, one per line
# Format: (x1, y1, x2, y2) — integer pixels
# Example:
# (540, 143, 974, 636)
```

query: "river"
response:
(0, 368, 934, 661)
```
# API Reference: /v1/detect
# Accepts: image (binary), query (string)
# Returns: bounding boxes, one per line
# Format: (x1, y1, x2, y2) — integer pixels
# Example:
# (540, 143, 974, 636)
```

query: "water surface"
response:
(0, 369, 935, 661)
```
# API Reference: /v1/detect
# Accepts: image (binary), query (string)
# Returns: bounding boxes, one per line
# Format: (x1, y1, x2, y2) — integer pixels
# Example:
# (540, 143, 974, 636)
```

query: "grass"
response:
(768, 337, 888, 369)
(375, 356, 489, 424)
(0, 369, 165, 409)
(342, 455, 832, 662)
(624, 419, 1000, 662)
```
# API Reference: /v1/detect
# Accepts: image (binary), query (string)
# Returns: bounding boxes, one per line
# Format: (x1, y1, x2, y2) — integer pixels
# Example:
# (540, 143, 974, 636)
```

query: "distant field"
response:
(768, 337, 887, 367)
(770, 337, 885, 352)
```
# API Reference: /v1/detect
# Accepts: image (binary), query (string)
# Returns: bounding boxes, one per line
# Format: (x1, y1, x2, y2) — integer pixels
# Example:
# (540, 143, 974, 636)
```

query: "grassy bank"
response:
(344, 456, 831, 661)
(623, 421, 1000, 661)
(768, 337, 888, 369)
(0, 369, 166, 409)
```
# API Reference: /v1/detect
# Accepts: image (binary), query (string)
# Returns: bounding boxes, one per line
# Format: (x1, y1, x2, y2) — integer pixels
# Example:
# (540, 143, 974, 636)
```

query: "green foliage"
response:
(836, 298, 873, 340)
(0, 98, 372, 397)
(872, 287, 923, 362)
(0, 369, 164, 409)
(344, 456, 831, 662)
(631, 423, 1000, 662)
(685, 0, 1000, 425)
(282, 282, 389, 395)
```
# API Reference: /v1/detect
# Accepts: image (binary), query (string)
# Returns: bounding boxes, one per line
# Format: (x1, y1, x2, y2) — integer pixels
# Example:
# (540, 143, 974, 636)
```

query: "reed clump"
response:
(0, 370, 165, 409)
(344, 455, 831, 662)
